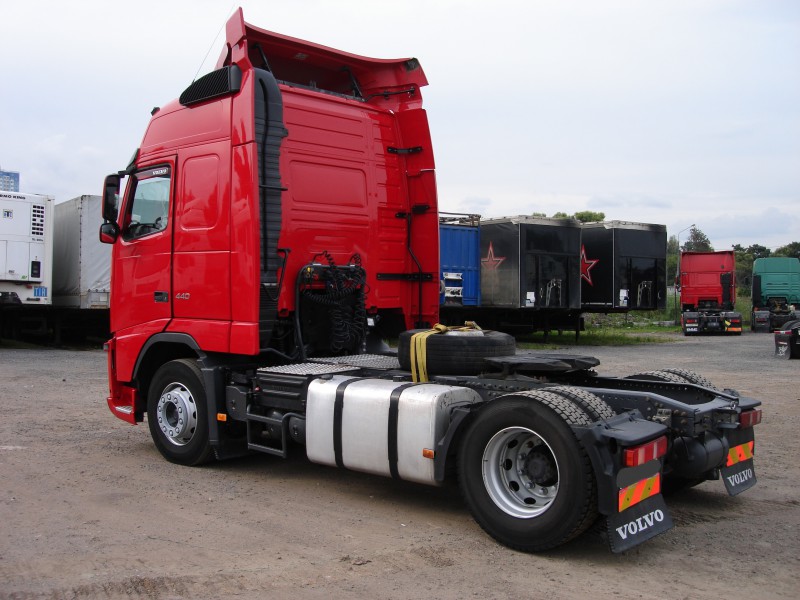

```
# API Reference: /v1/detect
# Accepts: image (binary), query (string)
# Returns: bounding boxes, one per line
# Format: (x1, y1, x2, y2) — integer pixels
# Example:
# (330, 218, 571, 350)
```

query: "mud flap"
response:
(607, 495, 673, 553)
(722, 429, 757, 496)
(721, 458, 756, 495)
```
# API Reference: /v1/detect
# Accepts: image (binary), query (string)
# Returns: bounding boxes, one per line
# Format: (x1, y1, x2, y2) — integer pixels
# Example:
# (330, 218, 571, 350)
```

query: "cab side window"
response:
(123, 166, 171, 240)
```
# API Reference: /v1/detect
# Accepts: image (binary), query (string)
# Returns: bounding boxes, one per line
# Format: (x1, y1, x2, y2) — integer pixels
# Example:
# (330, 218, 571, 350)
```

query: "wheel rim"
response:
(156, 381, 198, 446)
(482, 426, 559, 519)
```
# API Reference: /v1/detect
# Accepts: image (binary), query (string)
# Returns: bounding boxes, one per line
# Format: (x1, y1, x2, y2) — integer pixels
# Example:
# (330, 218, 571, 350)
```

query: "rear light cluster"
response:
(623, 435, 668, 467)
(739, 408, 762, 428)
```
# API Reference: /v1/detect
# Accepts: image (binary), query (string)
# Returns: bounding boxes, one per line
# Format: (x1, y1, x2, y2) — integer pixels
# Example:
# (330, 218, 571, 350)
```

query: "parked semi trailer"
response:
(751, 256, 800, 332)
(579, 221, 667, 312)
(0, 191, 54, 307)
(439, 215, 583, 334)
(99, 9, 762, 553)
(678, 251, 742, 335)
(0, 194, 110, 342)
(0, 191, 54, 338)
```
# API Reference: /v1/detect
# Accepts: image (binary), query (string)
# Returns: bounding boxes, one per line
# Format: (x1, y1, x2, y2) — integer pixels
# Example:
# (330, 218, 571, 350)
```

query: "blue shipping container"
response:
(440, 224, 480, 306)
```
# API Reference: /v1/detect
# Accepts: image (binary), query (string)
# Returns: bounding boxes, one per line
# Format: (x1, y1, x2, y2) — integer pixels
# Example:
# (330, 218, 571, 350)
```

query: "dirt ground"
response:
(1, 331, 798, 599)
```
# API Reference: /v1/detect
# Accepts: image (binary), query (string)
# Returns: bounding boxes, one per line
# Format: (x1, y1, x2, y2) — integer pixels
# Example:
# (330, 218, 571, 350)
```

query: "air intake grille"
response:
(31, 204, 45, 237)
(179, 65, 242, 106)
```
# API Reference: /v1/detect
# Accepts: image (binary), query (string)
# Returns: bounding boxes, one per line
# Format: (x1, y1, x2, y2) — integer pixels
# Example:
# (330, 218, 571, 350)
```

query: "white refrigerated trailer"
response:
(0, 191, 54, 306)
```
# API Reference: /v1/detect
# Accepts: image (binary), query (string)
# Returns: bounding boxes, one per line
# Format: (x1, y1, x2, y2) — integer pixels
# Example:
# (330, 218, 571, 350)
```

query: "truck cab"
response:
(751, 257, 800, 332)
(678, 251, 742, 335)
(101, 9, 440, 413)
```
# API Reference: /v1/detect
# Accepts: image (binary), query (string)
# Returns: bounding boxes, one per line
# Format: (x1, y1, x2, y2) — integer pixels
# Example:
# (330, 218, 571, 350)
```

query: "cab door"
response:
(110, 163, 175, 335)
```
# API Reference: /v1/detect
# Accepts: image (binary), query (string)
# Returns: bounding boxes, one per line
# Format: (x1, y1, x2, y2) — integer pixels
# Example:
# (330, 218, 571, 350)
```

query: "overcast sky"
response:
(1, 0, 798, 250)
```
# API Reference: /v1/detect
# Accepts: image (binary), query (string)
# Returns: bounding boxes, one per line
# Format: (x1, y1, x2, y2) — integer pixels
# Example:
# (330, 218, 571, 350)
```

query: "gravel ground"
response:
(0, 331, 797, 599)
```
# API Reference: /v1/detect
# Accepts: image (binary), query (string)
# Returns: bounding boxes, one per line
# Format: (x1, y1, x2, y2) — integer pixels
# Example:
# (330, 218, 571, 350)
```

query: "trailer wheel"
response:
(458, 392, 597, 552)
(147, 359, 213, 466)
(397, 329, 516, 376)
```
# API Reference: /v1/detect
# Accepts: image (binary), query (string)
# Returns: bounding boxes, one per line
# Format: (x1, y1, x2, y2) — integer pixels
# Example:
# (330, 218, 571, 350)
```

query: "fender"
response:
(128, 331, 205, 429)
(574, 411, 668, 516)
(133, 332, 252, 459)
(132, 332, 206, 382)
(432, 406, 474, 482)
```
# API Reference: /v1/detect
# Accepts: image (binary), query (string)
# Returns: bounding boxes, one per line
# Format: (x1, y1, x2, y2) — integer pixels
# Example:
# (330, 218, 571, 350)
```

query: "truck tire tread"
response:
(147, 358, 214, 466)
(544, 386, 616, 421)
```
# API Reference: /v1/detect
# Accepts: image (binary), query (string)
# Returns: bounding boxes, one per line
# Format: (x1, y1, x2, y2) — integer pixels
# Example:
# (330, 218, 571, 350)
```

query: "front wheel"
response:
(458, 393, 597, 552)
(147, 358, 213, 466)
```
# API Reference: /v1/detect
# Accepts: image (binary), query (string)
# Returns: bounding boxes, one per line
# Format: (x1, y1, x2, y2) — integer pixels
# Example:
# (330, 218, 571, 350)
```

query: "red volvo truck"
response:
(99, 9, 761, 553)
(678, 251, 743, 335)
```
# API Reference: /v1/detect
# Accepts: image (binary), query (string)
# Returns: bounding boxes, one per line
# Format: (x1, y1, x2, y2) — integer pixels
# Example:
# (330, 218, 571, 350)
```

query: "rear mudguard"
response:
(576, 411, 673, 552)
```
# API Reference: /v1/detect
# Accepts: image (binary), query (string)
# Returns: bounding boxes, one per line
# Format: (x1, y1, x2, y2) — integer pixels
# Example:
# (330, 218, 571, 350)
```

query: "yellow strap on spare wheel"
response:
(409, 322, 482, 383)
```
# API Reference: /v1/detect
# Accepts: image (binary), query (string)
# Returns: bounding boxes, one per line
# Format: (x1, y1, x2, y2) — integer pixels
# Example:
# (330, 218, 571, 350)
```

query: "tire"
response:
(397, 329, 516, 376)
(627, 369, 718, 390)
(458, 391, 597, 552)
(544, 386, 616, 421)
(625, 370, 689, 384)
(658, 368, 718, 390)
(147, 358, 214, 466)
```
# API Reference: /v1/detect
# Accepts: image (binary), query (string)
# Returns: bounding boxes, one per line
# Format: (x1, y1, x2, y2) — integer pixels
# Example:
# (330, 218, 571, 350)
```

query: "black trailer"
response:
(580, 221, 667, 312)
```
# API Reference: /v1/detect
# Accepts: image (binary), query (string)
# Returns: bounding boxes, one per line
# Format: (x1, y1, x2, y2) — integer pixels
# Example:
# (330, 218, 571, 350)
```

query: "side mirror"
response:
(99, 221, 119, 244)
(102, 174, 121, 222)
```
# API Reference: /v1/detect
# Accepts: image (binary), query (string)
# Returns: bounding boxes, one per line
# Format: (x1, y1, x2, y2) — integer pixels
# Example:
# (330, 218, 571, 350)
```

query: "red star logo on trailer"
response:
(580, 244, 599, 285)
(482, 242, 506, 270)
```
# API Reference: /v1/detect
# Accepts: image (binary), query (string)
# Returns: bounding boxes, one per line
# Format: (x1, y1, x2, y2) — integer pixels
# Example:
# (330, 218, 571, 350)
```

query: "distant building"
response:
(0, 169, 20, 192)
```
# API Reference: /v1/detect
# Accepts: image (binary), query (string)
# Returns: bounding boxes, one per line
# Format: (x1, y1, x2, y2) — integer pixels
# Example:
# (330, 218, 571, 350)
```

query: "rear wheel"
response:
(545, 386, 615, 421)
(627, 368, 718, 390)
(626, 369, 693, 384)
(147, 358, 213, 466)
(657, 368, 718, 390)
(458, 392, 597, 552)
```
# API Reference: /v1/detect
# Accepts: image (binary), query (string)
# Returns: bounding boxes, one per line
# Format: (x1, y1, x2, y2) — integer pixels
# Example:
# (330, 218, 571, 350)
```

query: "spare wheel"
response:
(397, 328, 516, 376)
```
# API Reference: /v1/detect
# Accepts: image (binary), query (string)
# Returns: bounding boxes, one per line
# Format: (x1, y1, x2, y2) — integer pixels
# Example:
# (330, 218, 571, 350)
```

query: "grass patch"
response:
(516, 327, 678, 348)
(516, 310, 683, 348)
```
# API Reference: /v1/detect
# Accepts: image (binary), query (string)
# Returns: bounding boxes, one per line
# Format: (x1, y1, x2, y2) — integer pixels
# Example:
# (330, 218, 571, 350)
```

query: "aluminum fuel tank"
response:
(306, 375, 482, 485)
